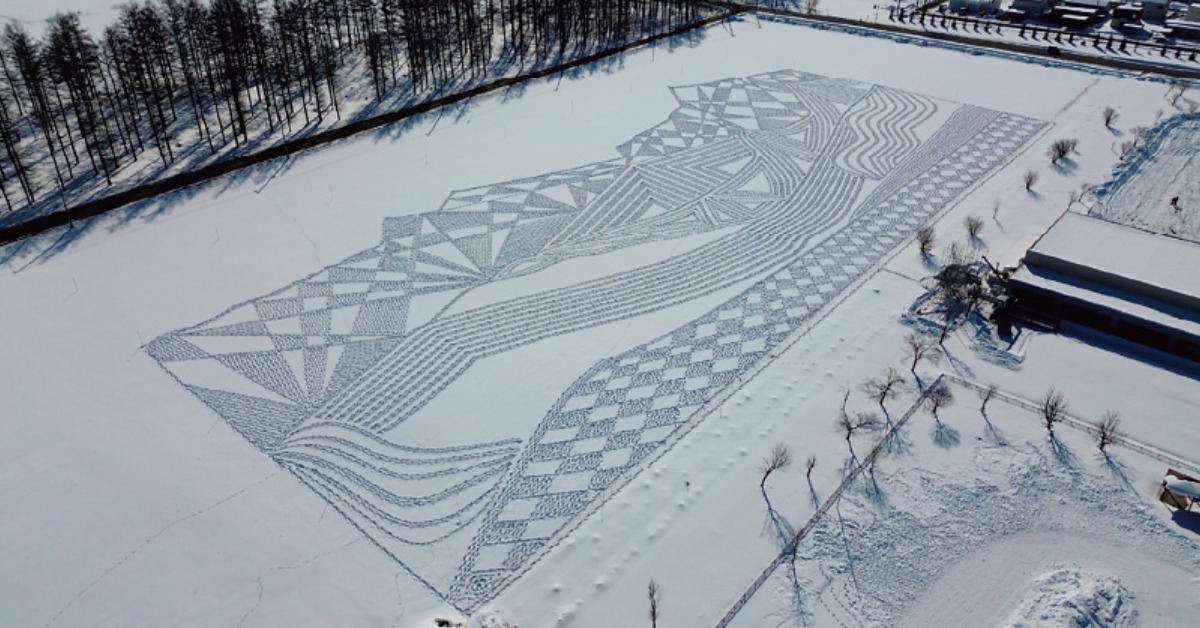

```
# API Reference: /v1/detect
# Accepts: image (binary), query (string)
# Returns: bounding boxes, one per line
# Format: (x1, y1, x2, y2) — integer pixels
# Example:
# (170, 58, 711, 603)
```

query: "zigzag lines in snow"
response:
(836, 85, 938, 180)
(148, 69, 1048, 611)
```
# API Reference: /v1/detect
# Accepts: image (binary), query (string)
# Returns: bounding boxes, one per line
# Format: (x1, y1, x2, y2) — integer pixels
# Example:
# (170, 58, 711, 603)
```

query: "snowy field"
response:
(1093, 112, 1200, 242)
(3, 13, 1200, 628)
(0, 0, 118, 34)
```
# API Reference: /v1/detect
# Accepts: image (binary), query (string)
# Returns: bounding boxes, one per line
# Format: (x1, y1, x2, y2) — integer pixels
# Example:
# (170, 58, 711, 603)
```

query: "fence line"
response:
(712, 374, 945, 628)
(946, 374, 1200, 476)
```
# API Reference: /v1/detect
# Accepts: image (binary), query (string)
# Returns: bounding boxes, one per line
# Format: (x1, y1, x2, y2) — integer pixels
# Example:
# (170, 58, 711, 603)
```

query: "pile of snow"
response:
(1002, 568, 1135, 628)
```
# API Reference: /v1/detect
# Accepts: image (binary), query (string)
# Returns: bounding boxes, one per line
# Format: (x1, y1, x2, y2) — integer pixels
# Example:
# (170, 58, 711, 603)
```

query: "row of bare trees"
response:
(0, 0, 706, 211)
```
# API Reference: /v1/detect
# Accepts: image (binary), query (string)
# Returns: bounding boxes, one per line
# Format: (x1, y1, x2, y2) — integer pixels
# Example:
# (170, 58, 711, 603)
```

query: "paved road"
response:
(718, 1, 1200, 81)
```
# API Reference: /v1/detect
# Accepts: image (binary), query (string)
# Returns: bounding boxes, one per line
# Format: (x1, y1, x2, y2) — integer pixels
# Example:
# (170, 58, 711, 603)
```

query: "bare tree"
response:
(965, 215, 984, 239)
(1102, 106, 1118, 128)
(1023, 168, 1039, 190)
(1131, 125, 1149, 145)
(837, 410, 881, 444)
(1096, 410, 1121, 452)
(979, 383, 997, 414)
(925, 381, 954, 421)
(759, 443, 793, 490)
(834, 391, 881, 457)
(861, 367, 906, 407)
(1048, 138, 1077, 164)
(805, 454, 817, 481)
(916, 225, 935, 255)
(1040, 388, 1068, 434)
(854, 411, 882, 432)
(802, 0, 820, 14)
(904, 333, 941, 374)
(648, 580, 661, 628)
(1168, 79, 1186, 106)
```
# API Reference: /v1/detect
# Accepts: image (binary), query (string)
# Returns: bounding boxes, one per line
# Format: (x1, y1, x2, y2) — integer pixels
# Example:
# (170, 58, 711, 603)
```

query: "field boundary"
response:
(7, 4, 1199, 249)
(0, 7, 742, 247)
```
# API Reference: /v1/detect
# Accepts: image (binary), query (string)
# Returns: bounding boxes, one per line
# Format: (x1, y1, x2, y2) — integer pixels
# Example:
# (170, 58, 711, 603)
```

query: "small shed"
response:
(1143, 0, 1170, 22)
(1113, 3, 1145, 24)
(1160, 468, 1200, 510)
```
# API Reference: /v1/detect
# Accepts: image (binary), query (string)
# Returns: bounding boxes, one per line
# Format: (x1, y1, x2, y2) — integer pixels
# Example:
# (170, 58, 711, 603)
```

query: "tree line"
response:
(0, 0, 706, 212)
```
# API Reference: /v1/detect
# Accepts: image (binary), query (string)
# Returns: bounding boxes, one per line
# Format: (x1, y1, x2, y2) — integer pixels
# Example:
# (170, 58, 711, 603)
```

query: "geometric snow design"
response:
(148, 69, 1046, 611)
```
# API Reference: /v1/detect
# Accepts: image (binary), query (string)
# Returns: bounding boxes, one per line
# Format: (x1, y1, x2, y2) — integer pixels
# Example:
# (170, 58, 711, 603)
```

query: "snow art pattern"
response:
(149, 70, 1046, 610)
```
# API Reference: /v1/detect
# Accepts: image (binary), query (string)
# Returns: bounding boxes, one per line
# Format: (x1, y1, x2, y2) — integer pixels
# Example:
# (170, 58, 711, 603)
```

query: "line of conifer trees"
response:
(0, 0, 705, 212)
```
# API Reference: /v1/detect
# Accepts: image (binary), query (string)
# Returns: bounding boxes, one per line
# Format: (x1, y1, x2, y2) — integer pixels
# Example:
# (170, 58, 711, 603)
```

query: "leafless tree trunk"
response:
(648, 580, 661, 628)
(978, 383, 997, 414)
(1096, 410, 1121, 452)
(965, 216, 984, 238)
(916, 225, 935, 255)
(925, 381, 953, 421)
(1023, 168, 1039, 190)
(1040, 388, 1067, 433)
(759, 443, 793, 490)
(1102, 106, 1118, 128)
(1047, 138, 1077, 164)
(904, 333, 941, 374)
(861, 366, 906, 407)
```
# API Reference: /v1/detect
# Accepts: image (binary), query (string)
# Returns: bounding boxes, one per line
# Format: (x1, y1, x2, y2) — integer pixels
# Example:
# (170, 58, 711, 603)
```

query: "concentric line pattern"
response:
(147, 70, 1046, 610)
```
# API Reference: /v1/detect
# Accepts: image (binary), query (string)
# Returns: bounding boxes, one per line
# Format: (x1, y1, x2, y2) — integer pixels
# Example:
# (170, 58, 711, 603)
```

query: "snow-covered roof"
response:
(1011, 263, 1200, 337)
(1023, 211, 1200, 314)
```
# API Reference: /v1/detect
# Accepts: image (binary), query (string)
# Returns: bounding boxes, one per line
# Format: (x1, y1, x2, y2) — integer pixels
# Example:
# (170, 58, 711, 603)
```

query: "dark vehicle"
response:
(1044, 6, 1106, 28)
(999, 8, 1029, 22)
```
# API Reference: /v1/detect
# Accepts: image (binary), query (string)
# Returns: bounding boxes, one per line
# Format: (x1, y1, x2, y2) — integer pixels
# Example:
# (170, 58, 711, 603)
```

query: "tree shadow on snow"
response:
(833, 501, 861, 591)
(1100, 451, 1135, 491)
(1048, 433, 1078, 469)
(980, 411, 1008, 447)
(931, 420, 961, 449)
(881, 423, 914, 458)
(861, 467, 889, 508)
(780, 555, 812, 627)
(939, 343, 976, 380)
(1050, 157, 1079, 177)
(920, 251, 938, 272)
(761, 490, 796, 552)
(806, 477, 820, 510)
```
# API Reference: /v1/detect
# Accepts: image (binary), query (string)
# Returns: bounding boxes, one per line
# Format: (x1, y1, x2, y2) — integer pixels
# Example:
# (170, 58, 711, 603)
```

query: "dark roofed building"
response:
(1009, 211, 1200, 362)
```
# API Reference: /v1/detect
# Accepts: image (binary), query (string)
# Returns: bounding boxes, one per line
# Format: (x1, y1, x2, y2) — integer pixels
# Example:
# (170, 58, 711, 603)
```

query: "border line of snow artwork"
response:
(149, 70, 1046, 610)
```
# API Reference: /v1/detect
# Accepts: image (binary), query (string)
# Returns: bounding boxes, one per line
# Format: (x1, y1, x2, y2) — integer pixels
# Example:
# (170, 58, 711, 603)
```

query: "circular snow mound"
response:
(1002, 568, 1135, 628)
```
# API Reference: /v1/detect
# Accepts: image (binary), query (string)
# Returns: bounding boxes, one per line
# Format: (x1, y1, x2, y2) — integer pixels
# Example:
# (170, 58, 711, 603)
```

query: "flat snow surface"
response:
(1, 0, 118, 34)
(3, 13, 1200, 628)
